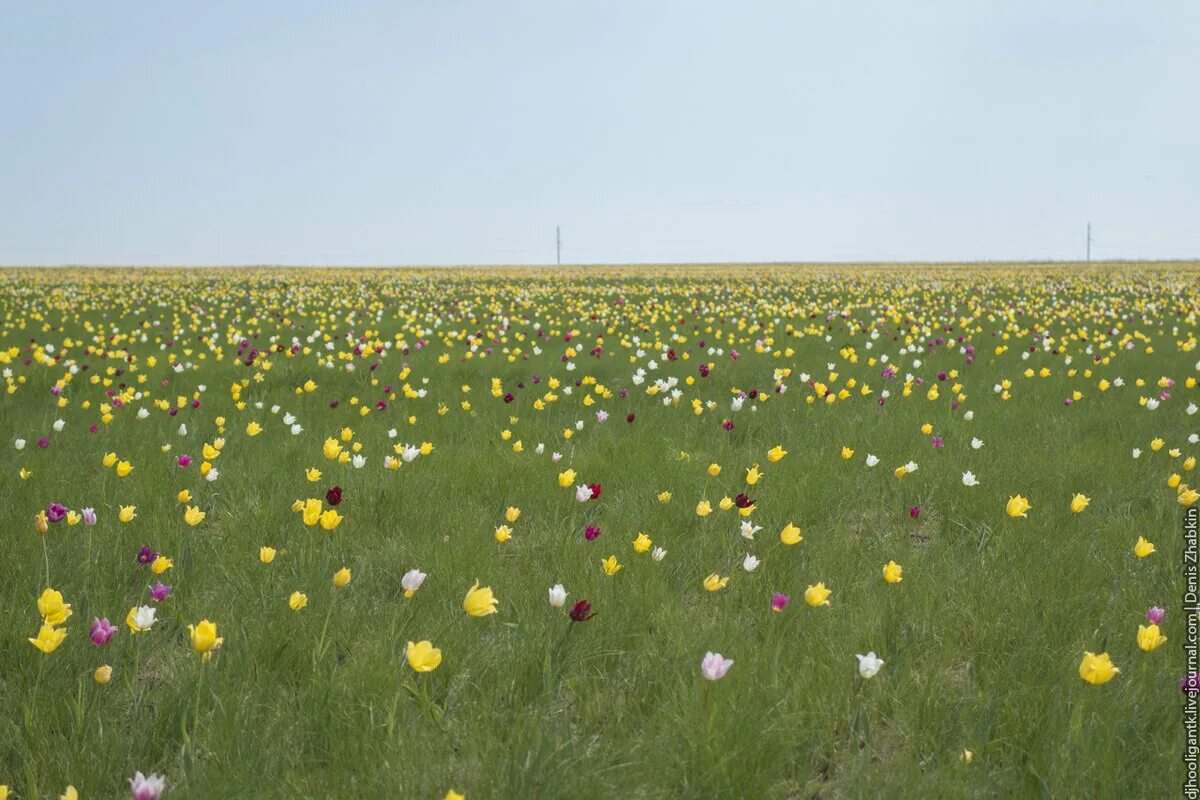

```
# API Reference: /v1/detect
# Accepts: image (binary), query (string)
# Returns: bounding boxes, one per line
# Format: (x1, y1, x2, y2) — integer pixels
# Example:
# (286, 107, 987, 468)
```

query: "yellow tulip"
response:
(116, 459, 134, 477)
(696, 499, 712, 517)
(558, 469, 576, 487)
(1070, 493, 1090, 513)
(306, 467, 322, 482)
(804, 583, 832, 607)
(707, 463, 721, 477)
(177, 489, 192, 504)
(780, 523, 803, 545)
(505, 506, 521, 523)
(1137, 623, 1167, 652)
(703, 573, 729, 592)
(289, 591, 308, 611)
(303, 498, 322, 526)
(333, 567, 352, 588)
(406, 640, 443, 672)
(259, 546, 277, 564)
(184, 505, 206, 526)
(632, 532, 652, 553)
(766, 445, 787, 463)
(94, 665, 113, 685)
(494, 525, 512, 543)
(1005, 495, 1031, 518)
(188, 619, 224, 660)
(1134, 536, 1156, 558)
(657, 490, 672, 503)
(882, 561, 903, 584)
(29, 622, 68, 653)
(319, 509, 343, 531)
(745, 465, 762, 485)
(463, 580, 498, 617)
(38, 587, 72, 626)
(841, 446, 854, 460)
(601, 555, 623, 576)
(119, 505, 137, 523)
(1078, 651, 1119, 685)
(246, 421, 262, 436)
(151, 555, 173, 574)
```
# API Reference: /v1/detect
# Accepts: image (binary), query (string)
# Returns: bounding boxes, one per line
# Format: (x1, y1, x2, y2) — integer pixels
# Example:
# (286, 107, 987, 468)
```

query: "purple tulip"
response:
(90, 617, 116, 646)
(1148, 606, 1166, 625)
(910, 506, 920, 519)
(137, 546, 157, 565)
(771, 593, 790, 612)
(46, 503, 68, 523)
(177, 454, 192, 468)
(149, 581, 173, 602)
(81, 507, 97, 525)
(584, 525, 601, 541)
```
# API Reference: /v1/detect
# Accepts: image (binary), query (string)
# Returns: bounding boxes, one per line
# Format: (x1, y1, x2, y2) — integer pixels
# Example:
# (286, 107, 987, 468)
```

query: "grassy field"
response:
(0, 263, 1194, 799)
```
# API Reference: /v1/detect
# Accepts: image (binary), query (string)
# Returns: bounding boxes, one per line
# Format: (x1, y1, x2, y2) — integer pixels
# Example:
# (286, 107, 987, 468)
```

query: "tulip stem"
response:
(41, 535, 50, 587)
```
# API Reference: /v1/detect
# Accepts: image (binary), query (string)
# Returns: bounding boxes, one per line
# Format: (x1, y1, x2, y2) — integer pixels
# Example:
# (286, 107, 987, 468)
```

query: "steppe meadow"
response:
(0, 263, 1195, 799)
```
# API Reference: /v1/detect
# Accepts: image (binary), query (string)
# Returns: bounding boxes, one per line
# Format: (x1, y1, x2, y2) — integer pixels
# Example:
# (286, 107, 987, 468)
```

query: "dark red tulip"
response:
(326, 486, 343, 506)
(589, 483, 602, 500)
(584, 525, 601, 541)
(569, 600, 595, 622)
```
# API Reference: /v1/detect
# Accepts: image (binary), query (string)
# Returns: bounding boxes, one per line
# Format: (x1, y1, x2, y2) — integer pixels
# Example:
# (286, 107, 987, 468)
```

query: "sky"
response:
(1, 1, 1197, 266)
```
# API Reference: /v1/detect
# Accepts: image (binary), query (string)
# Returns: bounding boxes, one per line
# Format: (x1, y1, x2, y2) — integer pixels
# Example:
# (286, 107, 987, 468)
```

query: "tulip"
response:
(742, 554, 760, 572)
(94, 665, 113, 685)
(584, 525, 601, 541)
(1005, 495, 1031, 518)
(463, 580, 498, 616)
(333, 567, 352, 588)
(856, 652, 885, 678)
(150, 581, 172, 602)
(505, 506, 521, 523)
(882, 561, 903, 584)
(601, 555, 622, 576)
(126, 605, 157, 632)
(771, 593, 789, 612)
(35, 511, 49, 534)
(548, 584, 568, 608)
(840, 446, 854, 460)
(780, 523, 803, 545)
(183, 505, 206, 526)
(575, 484, 593, 502)
(29, 623, 68, 653)
(700, 651, 734, 681)
(402, 569, 427, 598)
(406, 640, 443, 672)
(1134, 536, 1156, 558)
(766, 445, 787, 463)
(289, 592, 308, 612)
(651, 546, 667, 561)
(137, 546, 157, 564)
(38, 588, 72, 626)
(703, 573, 729, 592)
(696, 500, 712, 517)
(569, 599, 595, 621)
(90, 617, 117, 645)
(1070, 493, 1090, 513)
(119, 505, 138, 523)
(1078, 651, 1119, 685)
(151, 555, 173, 574)
(632, 533, 652, 553)
(129, 771, 167, 800)
(804, 583, 832, 607)
(1137, 623, 1167, 652)
(188, 619, 224, 660)
(1148, 606, 1166, 624)
(81, 507, 97, 525)
(326, 486, 343, 506)
(46, 502, 68, 523)
(318, 509, 343, 531)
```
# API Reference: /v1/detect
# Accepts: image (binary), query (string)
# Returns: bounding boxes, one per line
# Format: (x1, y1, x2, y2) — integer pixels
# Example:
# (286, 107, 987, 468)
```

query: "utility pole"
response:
(1086, 222, 1092, 262)
(556, 225, 561, 265)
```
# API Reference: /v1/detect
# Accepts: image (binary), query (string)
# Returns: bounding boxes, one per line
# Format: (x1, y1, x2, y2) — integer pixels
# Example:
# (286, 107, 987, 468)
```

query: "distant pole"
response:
(556, 225, 561, 265)
(1086, 222, 1092, 261)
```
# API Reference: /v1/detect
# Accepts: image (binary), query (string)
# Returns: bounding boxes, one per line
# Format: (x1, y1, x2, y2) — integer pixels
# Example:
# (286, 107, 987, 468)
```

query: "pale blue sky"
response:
(1, 1, 1196, 265)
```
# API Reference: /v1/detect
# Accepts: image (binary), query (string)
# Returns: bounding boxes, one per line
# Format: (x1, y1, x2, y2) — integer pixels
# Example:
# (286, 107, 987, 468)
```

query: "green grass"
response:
(0, 264, 1193, 799)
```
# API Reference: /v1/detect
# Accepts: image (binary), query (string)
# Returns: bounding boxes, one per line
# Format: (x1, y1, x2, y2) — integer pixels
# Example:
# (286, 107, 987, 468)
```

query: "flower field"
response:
(0, 263, 1194, 799)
